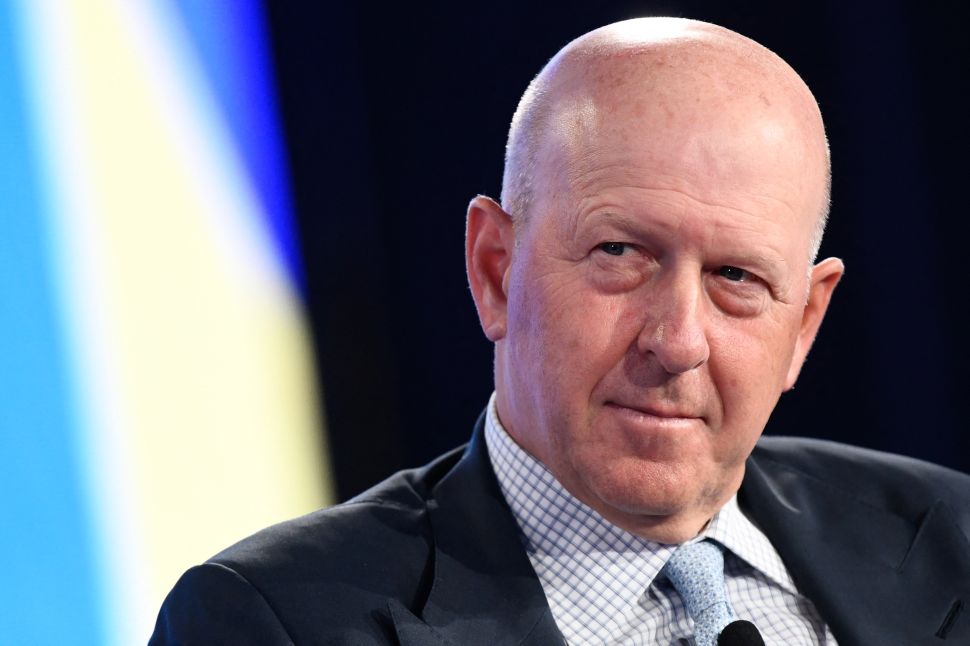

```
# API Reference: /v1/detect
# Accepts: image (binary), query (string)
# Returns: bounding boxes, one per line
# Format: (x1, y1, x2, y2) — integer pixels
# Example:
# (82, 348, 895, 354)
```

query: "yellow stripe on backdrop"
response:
(20, 1, 332, 643)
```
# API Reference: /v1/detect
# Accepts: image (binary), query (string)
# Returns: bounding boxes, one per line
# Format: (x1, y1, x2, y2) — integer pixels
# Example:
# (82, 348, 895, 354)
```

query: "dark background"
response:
(265, 1, 970, 500)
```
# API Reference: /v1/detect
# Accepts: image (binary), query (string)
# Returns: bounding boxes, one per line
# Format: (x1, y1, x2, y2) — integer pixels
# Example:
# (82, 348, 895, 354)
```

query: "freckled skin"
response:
(466, 18, 843, 544)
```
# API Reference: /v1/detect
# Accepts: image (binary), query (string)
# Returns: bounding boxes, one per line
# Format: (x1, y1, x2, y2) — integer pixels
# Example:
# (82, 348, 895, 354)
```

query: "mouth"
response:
(604, 401, 702, 423)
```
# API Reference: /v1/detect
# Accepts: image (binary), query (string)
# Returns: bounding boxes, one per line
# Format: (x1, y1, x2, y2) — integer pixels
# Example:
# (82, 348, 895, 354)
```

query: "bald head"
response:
(501, 17, 831, 262)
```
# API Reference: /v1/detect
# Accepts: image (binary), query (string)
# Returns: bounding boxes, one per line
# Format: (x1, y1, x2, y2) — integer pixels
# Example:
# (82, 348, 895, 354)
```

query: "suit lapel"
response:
(742, 450, 970, 645)
(390, 415, 564, 646)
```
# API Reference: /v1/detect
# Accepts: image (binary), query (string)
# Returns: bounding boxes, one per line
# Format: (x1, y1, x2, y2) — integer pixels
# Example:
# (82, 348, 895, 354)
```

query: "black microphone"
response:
(717, 620, 766, 646)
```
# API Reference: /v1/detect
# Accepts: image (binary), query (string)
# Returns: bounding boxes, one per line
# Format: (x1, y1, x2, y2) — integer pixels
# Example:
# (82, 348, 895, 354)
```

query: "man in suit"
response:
(152, 17, 970, 645)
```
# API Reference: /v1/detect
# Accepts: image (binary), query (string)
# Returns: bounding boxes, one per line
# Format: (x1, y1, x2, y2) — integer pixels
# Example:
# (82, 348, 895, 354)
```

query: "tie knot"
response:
(664, 540, 736, 646)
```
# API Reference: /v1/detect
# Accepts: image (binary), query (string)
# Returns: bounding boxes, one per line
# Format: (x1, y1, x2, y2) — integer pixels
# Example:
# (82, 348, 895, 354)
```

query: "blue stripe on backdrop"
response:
(0, 4, 106, 645)
(168, 0, 305, 292)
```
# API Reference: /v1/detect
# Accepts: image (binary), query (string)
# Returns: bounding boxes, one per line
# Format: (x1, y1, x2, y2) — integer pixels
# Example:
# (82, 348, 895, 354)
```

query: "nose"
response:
(636, 271, 710, 375)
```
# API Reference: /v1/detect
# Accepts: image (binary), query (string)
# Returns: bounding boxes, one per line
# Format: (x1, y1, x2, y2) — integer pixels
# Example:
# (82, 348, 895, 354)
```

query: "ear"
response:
(784, 257, 844, 390)
(466, 195, 516, 341)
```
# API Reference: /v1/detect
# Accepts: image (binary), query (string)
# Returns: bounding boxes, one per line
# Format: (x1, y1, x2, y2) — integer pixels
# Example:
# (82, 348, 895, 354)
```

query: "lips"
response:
(605, 400, 702, 421)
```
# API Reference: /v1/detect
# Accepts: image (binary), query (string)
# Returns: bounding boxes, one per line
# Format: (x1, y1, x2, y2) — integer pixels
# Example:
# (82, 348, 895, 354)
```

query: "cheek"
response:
(709, 320, 797, 443)
(508, 268, 635, 393)
(547, 291, 637, 379)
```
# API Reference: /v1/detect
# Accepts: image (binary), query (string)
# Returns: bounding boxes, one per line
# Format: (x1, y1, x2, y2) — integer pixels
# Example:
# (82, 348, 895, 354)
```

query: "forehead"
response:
(533, 57, 826, 254)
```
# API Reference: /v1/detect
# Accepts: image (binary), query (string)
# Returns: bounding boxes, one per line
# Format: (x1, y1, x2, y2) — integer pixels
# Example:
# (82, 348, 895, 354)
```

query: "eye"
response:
(597, 241, 628, 256)
(708, 264, 770, 317)
(588, 240, 651, 293)
(717, 265, 749, 282)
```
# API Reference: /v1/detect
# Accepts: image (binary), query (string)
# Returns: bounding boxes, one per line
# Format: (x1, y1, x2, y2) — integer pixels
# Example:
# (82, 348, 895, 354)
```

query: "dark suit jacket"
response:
(151, 415, 970, 645)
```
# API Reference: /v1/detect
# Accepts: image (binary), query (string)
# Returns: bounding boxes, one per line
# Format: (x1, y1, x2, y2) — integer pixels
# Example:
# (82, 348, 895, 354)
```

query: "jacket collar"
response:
(742, 446, 970, 645)
(389, 413, 564, 646)
(391, 422, 970, 646)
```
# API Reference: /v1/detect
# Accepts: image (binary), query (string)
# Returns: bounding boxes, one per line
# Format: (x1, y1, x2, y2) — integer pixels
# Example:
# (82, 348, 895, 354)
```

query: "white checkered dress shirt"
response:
(483, 394, 838, 645)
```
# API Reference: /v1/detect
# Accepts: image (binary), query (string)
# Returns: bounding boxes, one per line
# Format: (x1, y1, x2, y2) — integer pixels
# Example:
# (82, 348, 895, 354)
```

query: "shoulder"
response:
(211, 447, 459, 579)
(152, 444, 467, 645)
(750, 436, 970, 524)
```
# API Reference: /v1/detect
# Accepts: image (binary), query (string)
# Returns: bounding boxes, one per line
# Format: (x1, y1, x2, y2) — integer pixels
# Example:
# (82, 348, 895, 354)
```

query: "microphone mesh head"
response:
(717, 619, 766, 646)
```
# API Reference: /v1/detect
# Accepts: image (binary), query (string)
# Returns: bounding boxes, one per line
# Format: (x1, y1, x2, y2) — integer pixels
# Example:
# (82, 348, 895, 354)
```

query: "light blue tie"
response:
(663, 540, 737, 646)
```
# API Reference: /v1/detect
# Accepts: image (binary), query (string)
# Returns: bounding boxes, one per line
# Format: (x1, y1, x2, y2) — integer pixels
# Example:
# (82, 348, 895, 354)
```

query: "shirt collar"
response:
(483, 392, 799, 596)
(703, 493, 798, 593)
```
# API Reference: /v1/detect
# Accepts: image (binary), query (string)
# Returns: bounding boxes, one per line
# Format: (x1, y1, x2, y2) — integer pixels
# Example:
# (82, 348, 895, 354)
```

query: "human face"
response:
(485, 80, 841, 543)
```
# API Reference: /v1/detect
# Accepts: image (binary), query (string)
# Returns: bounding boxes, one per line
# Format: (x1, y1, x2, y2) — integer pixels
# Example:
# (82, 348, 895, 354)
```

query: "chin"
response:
(580, 456, 702, 519)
